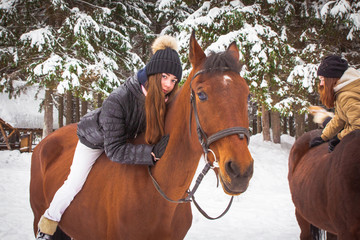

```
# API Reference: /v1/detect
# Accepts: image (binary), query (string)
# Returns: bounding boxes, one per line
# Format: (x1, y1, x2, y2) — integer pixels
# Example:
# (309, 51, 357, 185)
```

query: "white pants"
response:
(43, 141, 104, 222)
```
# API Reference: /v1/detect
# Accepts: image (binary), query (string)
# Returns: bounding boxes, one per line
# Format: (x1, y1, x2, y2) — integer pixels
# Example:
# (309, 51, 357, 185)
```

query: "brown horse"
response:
(288, 129, 360, 240)
(30, 32, 253, 240)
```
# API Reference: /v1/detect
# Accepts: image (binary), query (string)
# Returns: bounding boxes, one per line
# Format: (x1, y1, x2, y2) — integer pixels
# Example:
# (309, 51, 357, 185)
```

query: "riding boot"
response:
(36, 230, 53, 240)
(36, 215, 58, 240)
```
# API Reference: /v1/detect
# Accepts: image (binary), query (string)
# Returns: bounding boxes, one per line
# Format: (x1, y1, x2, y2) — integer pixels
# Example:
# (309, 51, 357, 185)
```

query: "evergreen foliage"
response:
(0, 0, 359, 138)
(0, 0, 153, 99)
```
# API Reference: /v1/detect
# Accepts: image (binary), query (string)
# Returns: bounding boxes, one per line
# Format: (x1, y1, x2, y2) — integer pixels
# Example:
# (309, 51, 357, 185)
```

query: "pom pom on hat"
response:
(317, 55, 348, 78)
(146, 35, 182, 81)
(151, 35, 179, 54)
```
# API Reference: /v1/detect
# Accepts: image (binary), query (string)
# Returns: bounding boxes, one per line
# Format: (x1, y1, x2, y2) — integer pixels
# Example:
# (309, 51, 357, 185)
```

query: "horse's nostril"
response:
(222, 160, 253, 194)
(225, 161, 240, 178)
(225, 160, 253, 179)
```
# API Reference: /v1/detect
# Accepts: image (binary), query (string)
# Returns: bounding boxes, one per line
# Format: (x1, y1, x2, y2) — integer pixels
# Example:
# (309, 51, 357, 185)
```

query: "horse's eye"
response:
(197, 92, 208, 101)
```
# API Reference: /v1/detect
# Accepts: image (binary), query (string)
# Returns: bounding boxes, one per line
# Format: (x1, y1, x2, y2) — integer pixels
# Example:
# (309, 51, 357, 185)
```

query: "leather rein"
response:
(148, 67, 250, 220)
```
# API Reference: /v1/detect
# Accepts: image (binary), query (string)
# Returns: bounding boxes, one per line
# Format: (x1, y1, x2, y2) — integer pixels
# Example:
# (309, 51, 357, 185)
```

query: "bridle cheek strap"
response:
(189, 70, 250, 155)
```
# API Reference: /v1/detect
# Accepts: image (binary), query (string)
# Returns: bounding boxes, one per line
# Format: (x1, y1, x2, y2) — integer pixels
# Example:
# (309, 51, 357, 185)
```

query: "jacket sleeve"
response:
(77, 108, 104, 149)
(99, 90, 155, 165)
(337, 96, 360, 140)
(321, 112, 345, 141)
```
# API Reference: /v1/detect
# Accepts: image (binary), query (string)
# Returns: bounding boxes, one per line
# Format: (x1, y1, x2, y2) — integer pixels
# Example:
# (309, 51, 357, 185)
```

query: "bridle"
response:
(189, 67, 250, 153)
(148, 67, 250, 220)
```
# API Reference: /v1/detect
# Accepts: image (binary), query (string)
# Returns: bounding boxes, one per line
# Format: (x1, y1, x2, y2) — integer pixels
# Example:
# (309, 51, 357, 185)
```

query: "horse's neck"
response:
(152, 83, 203, 199)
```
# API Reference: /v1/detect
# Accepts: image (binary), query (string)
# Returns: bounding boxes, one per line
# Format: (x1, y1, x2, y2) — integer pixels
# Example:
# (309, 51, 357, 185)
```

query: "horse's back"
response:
(289, 128, 360, 197)
(33, 124, 78, 170)
(288, 129, 323, 175)
(289, 129, 360, 237)
(289, 129, 360, 173)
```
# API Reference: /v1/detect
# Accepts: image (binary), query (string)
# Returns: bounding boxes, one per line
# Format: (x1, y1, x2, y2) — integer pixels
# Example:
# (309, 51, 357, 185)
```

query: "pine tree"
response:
(171, 0, 360, 141)
(0, 0, 154, 136)
(1, 0, 359, 140)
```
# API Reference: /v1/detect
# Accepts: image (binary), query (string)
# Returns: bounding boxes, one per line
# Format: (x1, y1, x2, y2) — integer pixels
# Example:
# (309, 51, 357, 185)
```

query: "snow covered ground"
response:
(0, 133, 300, 240)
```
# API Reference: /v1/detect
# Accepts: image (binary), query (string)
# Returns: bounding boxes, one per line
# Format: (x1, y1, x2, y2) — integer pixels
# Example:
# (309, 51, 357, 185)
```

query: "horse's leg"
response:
(30, 144, 48, 236)
(170, 203, 192, 240)
(326, 231, 337, 240)
(295, 209, 312, 240)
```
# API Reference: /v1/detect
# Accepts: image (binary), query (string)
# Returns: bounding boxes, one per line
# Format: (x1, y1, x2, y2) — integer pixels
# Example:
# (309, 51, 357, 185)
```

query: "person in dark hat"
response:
(36, 35, 183, 240)
(309, 55, 360, 152)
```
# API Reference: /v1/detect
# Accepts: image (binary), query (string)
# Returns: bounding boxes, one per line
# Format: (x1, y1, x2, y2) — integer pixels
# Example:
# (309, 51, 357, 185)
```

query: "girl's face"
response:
(161, 73, 177, 95)
(319, 76, 325, 86)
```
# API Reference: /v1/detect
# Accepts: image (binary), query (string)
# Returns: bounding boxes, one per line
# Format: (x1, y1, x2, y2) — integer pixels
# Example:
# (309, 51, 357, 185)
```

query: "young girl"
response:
(309, 55, 360, 152)
(36, 35, 182, 239)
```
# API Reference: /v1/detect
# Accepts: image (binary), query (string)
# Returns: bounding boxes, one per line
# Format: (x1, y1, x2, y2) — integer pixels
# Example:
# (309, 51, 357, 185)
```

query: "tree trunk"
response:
(295, 112, 305, 139)
(97, 92, 103, 108)
(250, 101, 257, 135)
(282, 116, 288, 134)
(271, 110, 281, 143)
(75, 96, 80, 122)
(66, 90, 73, 125)
(43, 88, 54, 138)
(289, 114, 295, 137)
(262, 104, 271, 141)
(58, 95, 64, 128)
(81, 99, 88, 117)
(252, 117, 257, 135)
(257, 107, 262, 134)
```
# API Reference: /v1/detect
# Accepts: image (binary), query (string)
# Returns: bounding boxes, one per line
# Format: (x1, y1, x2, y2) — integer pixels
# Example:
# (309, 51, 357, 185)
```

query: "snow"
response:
(72, 7, 100, 36)
(0, 0, 16, 10)
(0, 150, 33, 240)
(20, 27, 55, 52)
(0, 81, 60, 129)
(33, 54, 62, 76)
(157, 0, 174, 9)
(0, 133, 300, 239)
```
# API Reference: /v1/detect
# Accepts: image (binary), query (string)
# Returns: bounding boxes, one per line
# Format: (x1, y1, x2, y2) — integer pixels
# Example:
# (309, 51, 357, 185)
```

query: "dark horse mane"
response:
(168, 48, 243, 104)
(203, 49, 243, 73)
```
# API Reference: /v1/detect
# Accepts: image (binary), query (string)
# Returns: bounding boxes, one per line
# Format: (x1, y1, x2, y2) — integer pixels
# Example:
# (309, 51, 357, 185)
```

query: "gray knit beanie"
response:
(146, 35, 182, 81)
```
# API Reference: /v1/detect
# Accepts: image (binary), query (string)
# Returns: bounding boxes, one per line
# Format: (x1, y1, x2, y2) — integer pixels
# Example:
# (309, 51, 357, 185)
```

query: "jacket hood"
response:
(334, 67, 360, 93)
(125, 73, 145, 101)
(137, 67, 148, 86)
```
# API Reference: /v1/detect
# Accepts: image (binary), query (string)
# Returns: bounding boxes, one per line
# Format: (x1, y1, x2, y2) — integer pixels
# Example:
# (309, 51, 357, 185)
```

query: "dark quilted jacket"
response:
(77, 74, 154, 165)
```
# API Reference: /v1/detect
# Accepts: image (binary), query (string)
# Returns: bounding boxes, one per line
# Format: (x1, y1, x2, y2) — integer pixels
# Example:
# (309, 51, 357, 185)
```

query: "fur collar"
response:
(334, 68, 360, 92)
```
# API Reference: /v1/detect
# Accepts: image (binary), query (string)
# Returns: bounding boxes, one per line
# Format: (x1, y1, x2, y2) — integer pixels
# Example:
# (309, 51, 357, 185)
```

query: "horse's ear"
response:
(227, 41, 240, 61)
(189, 30, 206, 68)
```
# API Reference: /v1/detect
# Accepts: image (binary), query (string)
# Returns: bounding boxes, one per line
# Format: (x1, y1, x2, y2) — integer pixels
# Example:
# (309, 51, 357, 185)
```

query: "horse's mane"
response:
(203, 50, 243, 73)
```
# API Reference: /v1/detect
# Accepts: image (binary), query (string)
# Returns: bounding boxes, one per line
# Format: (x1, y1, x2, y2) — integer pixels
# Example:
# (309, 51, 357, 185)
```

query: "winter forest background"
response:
(1, 0, 360, 142)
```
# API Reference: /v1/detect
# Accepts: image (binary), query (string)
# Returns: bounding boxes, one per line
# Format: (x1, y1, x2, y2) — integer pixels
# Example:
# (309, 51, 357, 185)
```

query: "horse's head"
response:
(187, 32, 253, 195)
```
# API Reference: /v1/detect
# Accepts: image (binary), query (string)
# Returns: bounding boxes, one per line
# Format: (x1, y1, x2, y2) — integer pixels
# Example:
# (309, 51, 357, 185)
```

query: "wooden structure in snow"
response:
(0, 118, 42, 152)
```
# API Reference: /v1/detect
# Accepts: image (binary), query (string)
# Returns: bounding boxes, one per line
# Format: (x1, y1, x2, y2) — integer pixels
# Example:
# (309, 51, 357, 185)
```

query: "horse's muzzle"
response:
(221, 160, 253, 195)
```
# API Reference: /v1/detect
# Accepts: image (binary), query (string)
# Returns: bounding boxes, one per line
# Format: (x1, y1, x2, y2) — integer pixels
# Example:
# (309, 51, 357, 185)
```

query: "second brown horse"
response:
(30, 32, 253, 239)
(288, 129, 360, 240)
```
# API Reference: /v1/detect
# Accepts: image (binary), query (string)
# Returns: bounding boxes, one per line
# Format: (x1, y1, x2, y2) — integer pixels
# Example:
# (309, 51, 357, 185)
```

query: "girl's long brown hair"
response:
(318, 77, 339, 108)
(144, 73, 179, 144)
